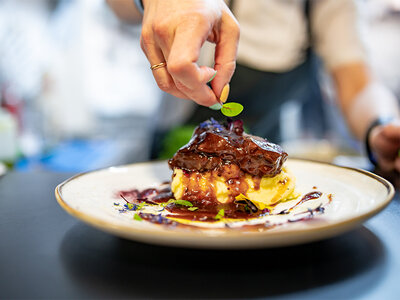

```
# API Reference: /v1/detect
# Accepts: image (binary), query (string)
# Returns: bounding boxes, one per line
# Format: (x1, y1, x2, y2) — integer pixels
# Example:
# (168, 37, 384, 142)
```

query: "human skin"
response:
(139, 0, 239, 107)
(107, 0, 400, 172)
(333, 62, 400, 172)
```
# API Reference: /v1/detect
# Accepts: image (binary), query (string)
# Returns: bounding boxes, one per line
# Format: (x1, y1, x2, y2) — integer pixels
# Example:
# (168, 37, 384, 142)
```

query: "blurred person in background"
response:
(107, 0, 400, 173)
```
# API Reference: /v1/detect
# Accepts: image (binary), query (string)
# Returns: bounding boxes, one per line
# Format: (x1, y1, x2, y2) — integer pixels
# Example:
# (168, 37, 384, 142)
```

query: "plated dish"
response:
(56, 119, 394, 249)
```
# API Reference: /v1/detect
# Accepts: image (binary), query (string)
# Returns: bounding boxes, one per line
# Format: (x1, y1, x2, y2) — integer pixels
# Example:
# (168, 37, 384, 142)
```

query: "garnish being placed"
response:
(208, 84, 243, 117)
(209, 102, 244, 117)
(221, 102, 244, 117)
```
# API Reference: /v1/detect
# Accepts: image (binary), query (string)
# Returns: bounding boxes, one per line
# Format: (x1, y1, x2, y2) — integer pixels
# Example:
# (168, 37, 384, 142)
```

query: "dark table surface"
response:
(0, 170, 399, 299)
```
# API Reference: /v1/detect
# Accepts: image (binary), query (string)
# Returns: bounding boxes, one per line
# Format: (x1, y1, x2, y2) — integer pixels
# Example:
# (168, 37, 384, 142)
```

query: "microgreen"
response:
(134, 214, 143, 221)
(137, 202, 146, 210)
(215, 209, 225, 220)
(188, 207, 199, 211)
(221, 102, 243, 117)
(209, 101, 243, 117)
(162, 199, 194, 207)
(174, 199, 193, 207)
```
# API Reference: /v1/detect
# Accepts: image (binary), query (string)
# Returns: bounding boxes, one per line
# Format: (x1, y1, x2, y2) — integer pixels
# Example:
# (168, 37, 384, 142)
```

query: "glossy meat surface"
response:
(168, 119, 287, 177)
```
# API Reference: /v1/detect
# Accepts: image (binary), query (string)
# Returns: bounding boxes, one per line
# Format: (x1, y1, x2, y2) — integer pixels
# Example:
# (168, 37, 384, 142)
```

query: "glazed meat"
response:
(168, 118, 287, 177)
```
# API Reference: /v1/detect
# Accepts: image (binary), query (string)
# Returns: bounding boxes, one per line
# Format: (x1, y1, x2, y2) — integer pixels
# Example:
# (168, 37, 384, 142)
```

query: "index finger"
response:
(167, 18, 219, 106)
(211, 11, 239, 98)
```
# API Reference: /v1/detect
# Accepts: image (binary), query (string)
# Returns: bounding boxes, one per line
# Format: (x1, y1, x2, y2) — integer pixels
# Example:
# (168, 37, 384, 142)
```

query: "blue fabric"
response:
(16, 140, 116, 172)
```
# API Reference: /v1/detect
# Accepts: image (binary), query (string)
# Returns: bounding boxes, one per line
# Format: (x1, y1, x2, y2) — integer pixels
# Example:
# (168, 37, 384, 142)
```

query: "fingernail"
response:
(209, 103, 223, 110)
(219, 83, 230, 103)
(207, 71, 217, 83)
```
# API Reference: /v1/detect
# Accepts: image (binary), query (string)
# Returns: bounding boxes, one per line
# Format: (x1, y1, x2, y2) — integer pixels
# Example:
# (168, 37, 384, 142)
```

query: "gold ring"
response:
(150, 62, 167, 71)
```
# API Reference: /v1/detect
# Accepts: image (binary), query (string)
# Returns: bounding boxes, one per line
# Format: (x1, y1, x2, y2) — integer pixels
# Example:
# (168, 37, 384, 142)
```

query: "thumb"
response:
(199, 65, 218, 84)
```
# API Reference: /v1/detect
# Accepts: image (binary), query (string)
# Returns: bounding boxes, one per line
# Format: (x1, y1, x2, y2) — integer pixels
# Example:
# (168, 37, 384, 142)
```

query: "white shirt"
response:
(233, 0, 367, 72)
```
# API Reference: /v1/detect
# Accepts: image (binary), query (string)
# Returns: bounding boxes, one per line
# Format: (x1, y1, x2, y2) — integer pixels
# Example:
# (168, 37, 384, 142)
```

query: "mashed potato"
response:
(171, 167, 296, 210)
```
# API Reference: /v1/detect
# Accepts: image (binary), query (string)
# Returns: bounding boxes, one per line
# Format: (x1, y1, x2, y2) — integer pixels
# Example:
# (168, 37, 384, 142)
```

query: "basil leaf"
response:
(188, 207, 199, 211)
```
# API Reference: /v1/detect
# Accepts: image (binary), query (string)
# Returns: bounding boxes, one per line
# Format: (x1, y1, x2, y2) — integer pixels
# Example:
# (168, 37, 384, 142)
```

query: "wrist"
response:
(365, 117, 394, 166)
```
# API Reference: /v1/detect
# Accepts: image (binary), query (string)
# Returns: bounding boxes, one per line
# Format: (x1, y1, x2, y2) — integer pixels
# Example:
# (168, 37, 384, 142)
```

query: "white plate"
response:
(55, 159, 394, 249)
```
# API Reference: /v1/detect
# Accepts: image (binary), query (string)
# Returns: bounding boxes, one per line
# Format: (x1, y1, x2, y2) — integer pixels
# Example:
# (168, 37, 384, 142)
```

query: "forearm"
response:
(332, 62, 400, 141)
(106, 0, 143, 24)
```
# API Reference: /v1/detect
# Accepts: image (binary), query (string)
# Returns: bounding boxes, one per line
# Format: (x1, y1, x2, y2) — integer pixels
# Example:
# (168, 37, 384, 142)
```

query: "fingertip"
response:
(198, 66, 217, 83)
(183, 82, 219, 107)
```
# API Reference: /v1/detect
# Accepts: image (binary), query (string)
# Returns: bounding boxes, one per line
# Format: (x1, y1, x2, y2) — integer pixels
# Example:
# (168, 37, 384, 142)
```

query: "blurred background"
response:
(0, 0, 399, 173)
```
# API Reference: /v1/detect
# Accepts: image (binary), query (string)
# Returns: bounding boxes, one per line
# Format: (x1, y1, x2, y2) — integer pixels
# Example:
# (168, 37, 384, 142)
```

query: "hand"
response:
(140, 0, 239, 106)
(369, 120, 400, 172)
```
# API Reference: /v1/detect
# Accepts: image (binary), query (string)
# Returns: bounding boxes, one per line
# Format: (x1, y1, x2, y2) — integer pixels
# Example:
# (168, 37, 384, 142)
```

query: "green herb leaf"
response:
(188, 207, 199, 211)
(209, 103, 223, 110)
(137, 202, 146, 210)
(221, 102, 243, 117)
(162, 199, 194, 207)
(215, 209, 225, 220)
(161, 200, 172, 207)
(174, 199, 193, 207)
(133, 214, 143, 221)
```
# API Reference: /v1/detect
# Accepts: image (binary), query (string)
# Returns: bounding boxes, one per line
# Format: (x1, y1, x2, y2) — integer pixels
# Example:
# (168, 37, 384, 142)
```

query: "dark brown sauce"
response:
(118, 186, 172, 205)
(139, 212, 177, 226)
(165, 202, 265, 222)
(293, 191, 322, 209)
(168, 119, 287, 177)
(116, 186, 325, 227)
